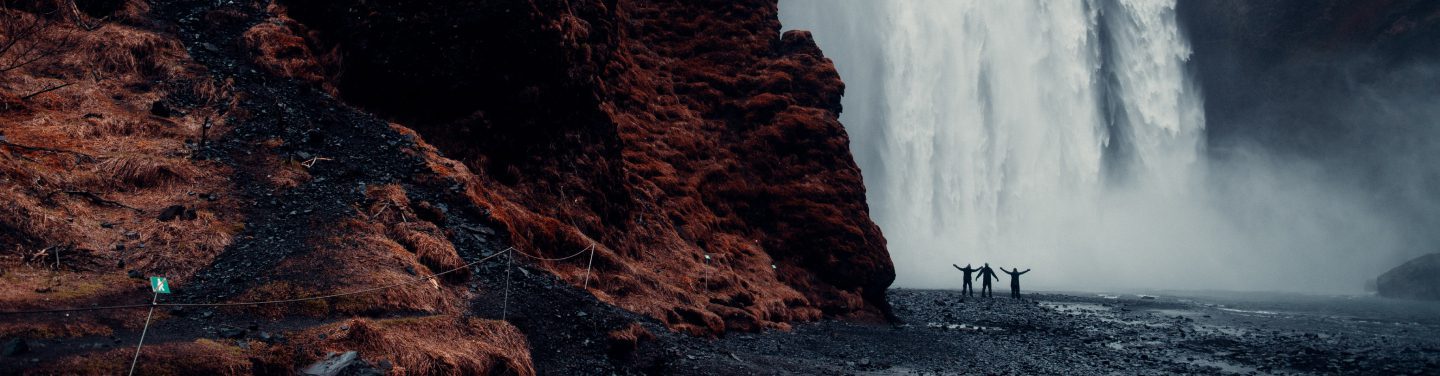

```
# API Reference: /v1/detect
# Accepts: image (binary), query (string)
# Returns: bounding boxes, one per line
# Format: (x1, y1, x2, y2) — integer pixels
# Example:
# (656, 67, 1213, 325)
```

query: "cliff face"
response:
(277, 0, 894, 333)
(2, 0, 890, 372)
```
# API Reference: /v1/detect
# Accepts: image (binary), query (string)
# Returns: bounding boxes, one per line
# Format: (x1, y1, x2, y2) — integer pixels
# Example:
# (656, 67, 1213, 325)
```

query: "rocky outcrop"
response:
(1377, 253, 1440, 301)
(277, 0, 894, 333)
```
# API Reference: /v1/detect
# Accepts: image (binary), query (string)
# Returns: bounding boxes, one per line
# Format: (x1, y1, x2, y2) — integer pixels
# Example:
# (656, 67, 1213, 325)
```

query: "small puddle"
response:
(925, 322, 1002, 332)
(1041, 302, 1164, 326)
(1217, 307, 1279, 315)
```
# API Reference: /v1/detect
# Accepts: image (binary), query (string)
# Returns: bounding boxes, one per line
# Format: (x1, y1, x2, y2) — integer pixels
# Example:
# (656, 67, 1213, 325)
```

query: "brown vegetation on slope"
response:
(1, 3, 532, 373)
(0, 1, 238, 315)
(277, 0, 895, 335)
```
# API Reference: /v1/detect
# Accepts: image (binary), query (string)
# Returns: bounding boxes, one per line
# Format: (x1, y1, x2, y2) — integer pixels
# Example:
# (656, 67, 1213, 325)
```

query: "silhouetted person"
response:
(953, 264, 979, 297)
(999, 267, 1031, 298)
(975, 263, 1000, 298)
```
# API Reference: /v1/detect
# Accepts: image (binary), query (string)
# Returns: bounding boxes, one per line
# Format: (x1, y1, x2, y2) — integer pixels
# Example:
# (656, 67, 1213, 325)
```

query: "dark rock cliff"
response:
(1377, 253, 1440, 301)
(275, 0, 894, 333)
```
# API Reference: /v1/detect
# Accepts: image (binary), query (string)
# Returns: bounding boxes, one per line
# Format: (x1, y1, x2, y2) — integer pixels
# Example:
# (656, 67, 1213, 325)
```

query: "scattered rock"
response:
(218, 327, 246, 339)
(157, 205, 197, 221)
(150, 100, 176, 117)
(301, 350, 358, 376)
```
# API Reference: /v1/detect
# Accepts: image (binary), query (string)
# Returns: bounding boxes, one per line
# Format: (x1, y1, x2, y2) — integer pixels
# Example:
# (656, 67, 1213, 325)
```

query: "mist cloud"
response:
(780, 0, 1436, 294)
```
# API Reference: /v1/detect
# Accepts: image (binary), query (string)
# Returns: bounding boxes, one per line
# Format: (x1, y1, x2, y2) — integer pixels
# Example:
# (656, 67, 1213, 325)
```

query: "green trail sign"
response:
(149, 276, 171, 294)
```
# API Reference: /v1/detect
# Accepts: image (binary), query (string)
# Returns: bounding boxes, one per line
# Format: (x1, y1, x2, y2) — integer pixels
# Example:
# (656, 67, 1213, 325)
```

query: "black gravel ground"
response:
(651, 290, 1440, 375)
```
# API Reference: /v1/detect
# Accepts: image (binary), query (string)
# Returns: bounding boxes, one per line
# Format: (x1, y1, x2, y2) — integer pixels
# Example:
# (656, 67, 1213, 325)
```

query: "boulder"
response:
(1376, 253, 1440, 301)
(301, 351, 358, 376)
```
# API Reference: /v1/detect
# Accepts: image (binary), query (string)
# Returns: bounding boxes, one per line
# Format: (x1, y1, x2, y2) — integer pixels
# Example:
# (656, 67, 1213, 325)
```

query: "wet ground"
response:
(658, 289, 1440, 375)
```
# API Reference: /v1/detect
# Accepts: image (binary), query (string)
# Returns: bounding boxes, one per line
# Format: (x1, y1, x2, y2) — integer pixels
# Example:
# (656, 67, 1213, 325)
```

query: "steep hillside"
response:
(275, 0, 895, 333)
(0, 0, 892, 373)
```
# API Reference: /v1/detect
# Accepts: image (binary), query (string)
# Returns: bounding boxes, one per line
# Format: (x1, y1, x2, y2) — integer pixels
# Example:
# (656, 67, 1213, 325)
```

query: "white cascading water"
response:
(782, 1, 1402, 292)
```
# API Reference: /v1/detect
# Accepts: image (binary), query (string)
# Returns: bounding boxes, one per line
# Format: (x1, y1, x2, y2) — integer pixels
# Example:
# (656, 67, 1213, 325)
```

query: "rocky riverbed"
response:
(656, 289, 1440, 375)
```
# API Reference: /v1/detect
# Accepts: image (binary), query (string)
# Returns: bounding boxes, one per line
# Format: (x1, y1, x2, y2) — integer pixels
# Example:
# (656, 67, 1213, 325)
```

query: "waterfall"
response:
(782, 0, 1413, 293)
(780, 1, 1229, 289)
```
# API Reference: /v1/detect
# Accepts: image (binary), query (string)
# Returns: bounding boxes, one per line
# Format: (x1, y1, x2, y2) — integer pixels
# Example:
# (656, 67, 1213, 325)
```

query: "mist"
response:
(780, 0, 1438, 294)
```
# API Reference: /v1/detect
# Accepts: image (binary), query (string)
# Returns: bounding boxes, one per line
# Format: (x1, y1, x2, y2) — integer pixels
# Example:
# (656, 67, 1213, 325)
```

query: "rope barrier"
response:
(582, 243, 596, 289)
(0, 247, 515, 315)
(510, 243, 594, 261)
(0, 235, 606, 374)
(502, 249, 513, 320)
(127, 292, 158, 376)
(0, 304, 154, 315)
(161, 248, 514, 308)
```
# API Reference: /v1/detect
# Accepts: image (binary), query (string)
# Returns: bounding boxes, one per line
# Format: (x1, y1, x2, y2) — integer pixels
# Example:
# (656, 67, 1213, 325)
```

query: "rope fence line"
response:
(502, 248, 513, 320)
(582, 243, 597, 289)
(0, 247, 514, 315)
(510, 243, 594, 261)
(161, 248, 514, 308)
(1, 234, 606, 373)
(501, 243, 600, 319)
(127, 292, 158, 376)
(0, 243, 605, 316)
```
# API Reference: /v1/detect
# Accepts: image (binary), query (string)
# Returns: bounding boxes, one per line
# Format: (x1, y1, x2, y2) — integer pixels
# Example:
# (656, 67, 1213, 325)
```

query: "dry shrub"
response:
(240, 17, 327, 86)
(94, 153, 197, 188)
(606, 322, 655, 359)
(72, 23, 190, 79)
(363, 183, 410, 221)
(259, 153, 309, 190)
(391, 222, 469, 282)
(296, 317, 534, 376)
(361, 184, 469, 280)
(125, 209, 235, 276)
(86, 118, 182, 138)
(0, 191, 47, 248)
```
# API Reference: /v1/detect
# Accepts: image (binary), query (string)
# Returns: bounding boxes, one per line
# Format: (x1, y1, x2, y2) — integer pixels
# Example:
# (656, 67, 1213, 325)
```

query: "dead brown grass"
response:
(41, 338, 256, 376)
(391, 222, 469, 283)
(0, 3, 242, 350)
(94, 153, 199, 188)
(239, 14, 329, 89)
(291, 317, 534, 376)
(224, 214, 467, 318)
(42, 315, 534, 375)
(393, 131, 818, 335)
